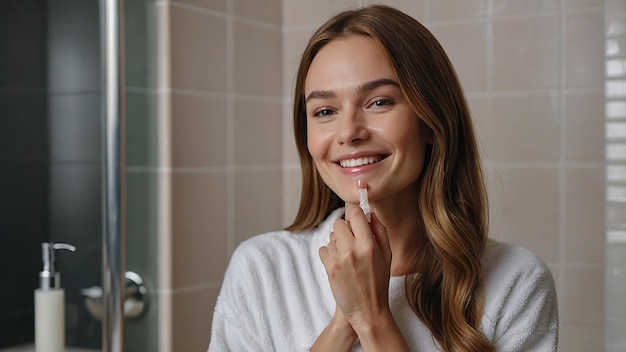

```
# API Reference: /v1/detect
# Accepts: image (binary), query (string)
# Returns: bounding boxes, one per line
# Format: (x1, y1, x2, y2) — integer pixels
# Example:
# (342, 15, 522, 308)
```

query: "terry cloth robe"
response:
(208, 208, 559, 352)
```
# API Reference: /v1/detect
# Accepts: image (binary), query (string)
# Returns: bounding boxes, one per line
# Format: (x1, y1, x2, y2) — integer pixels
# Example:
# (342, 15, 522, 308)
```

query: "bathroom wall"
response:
(281, 1, 606, 351)
(0, 0, 48, 347)
(126, 0, 284, 350)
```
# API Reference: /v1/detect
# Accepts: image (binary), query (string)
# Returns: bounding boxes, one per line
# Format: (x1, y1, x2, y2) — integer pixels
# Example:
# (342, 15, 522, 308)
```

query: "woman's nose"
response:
(337, 110, 369, 145)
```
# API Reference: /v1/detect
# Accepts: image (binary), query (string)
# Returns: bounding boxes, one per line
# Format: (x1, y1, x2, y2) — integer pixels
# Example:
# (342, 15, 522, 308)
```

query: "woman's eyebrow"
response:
(305, 78, 400, 103)
(305, 89, 335, 103)
(357, 78, 400, 93)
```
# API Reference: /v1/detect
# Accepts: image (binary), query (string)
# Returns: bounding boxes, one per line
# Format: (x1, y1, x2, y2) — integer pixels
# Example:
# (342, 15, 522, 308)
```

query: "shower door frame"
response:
(101, 0, 125, 351)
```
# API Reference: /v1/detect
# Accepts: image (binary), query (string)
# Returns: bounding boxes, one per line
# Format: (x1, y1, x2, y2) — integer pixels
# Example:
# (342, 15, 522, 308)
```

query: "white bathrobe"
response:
(208, 208, 558, 351)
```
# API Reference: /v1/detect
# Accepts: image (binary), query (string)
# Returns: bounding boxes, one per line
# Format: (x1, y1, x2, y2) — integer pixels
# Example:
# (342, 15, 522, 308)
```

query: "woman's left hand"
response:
(318, 204, 393, 331)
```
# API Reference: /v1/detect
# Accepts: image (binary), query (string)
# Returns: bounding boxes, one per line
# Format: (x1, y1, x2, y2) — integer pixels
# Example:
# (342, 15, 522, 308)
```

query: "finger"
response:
(370, 211, 392, 265)
(343, 201, 362, 223)
(319, 245, 330, 266)
(344, 205, 374, 243)
(327, 240, 338, 256)
(329, 231, 336, 242)
(332, 219, 355, 249)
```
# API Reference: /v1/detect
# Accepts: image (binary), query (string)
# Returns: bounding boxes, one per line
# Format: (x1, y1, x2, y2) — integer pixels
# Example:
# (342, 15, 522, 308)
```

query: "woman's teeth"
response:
(339, 156, 383, 168)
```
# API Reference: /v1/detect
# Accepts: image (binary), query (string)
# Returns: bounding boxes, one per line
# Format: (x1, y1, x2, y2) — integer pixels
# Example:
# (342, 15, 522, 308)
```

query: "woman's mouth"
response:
(337, 155, 387, 168)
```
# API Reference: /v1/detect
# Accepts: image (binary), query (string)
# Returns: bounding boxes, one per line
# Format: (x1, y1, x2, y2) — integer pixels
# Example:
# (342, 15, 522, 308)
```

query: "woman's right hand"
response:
(319, 206, 393, 329)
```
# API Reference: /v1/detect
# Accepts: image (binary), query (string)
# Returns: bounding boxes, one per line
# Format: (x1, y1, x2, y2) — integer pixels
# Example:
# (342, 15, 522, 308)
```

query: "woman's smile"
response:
(334, 153, 389, 173)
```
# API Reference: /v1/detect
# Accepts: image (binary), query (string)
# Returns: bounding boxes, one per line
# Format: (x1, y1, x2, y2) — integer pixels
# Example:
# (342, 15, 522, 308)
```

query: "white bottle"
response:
(35, 242, 76, 352)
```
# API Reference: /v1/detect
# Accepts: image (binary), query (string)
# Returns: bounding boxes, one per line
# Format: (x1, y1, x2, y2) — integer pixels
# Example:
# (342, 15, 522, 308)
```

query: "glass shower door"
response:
(0, 0, 104, 350)
(0, 0, 138, 350)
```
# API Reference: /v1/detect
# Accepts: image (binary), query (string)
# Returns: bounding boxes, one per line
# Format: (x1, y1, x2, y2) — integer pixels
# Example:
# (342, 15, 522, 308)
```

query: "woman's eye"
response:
(312, 108, 334, 117)
(370, 98, 394, 108)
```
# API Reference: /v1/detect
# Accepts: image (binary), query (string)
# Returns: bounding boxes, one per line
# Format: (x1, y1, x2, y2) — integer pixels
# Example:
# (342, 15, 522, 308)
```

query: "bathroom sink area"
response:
(0, 345, 98, 352)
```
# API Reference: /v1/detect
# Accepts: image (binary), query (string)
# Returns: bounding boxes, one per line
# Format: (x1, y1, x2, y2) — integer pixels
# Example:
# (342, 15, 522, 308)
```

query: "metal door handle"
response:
(81, 271, 147, 320)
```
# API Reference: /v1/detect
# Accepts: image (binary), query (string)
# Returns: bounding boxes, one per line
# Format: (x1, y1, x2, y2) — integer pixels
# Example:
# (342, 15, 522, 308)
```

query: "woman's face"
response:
(304, 35, 432, 205)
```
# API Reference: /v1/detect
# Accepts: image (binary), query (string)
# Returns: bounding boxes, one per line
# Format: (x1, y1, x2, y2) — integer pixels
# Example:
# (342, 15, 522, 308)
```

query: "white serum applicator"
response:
(357, 180, 371, 222)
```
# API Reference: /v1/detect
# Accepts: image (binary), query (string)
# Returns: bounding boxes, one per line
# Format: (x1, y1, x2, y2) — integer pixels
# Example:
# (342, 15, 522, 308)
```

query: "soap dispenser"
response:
(35, 242, 76, 352)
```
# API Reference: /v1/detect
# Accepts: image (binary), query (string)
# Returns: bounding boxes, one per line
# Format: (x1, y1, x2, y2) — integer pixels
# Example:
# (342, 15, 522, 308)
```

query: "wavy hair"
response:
(285, 4, 493, 352)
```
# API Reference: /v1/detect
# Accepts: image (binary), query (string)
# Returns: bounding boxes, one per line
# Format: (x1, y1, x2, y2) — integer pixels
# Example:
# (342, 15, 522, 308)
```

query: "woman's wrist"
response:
(310, 310, 357, 352)
(349, 309, 409, 352)
(347, 305, 391, 333)
(330, 311, 358, 341)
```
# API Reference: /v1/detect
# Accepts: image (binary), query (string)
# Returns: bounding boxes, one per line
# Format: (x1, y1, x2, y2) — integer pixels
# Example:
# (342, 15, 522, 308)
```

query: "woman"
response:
(209, 5, 558, 352)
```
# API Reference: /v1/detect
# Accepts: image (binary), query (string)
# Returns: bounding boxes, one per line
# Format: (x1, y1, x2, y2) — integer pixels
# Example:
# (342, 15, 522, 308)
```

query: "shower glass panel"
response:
(0, 0, 154, 350)
(0, 0, 103, 349)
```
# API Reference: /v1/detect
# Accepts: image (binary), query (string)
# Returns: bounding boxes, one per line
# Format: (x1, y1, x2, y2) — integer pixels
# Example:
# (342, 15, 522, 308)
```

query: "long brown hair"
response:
(286, 5, 493, 352)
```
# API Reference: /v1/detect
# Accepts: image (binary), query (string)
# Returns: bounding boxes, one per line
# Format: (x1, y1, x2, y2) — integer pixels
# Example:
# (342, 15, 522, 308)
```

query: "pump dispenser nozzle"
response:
(40, 243, 76, 290)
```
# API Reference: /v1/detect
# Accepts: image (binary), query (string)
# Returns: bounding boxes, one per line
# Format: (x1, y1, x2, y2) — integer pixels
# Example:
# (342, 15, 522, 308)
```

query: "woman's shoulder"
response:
(480, 242, 559, 348)
(234, 229, 314, 259)
(481, 238, 557, 317)
(480, 239, 558, 339)
(231, 229, 315, 267)
(482, 238, 551, 281)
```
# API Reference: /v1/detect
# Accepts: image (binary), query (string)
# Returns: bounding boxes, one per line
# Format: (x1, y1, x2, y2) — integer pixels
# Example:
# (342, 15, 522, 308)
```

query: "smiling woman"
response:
(208, 4, 558, 352)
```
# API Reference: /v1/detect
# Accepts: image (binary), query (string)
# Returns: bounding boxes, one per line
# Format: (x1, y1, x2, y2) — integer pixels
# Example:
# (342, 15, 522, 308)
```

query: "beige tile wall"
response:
(140, 0, 607, 350)
(282, 1, 606, 351)
(150, 1, 283, 351)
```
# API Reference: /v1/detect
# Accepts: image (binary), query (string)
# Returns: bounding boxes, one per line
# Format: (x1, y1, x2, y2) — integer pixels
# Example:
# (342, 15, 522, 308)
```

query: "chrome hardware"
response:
(81, 271, 147, 320)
